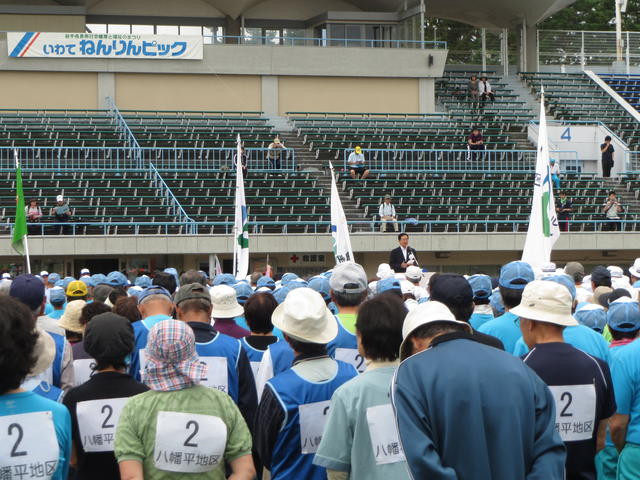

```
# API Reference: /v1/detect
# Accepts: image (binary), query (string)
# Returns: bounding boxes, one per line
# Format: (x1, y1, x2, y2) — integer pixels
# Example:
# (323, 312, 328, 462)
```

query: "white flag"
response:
(233, 134, 249, 280)
(213, 254, 223, 276)
(522, 87, 560, 269)
(329, 162, 354, 264)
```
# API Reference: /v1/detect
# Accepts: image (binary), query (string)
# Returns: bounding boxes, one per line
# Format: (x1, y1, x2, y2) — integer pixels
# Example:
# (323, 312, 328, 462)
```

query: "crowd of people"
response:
(2, 257, 640, 479)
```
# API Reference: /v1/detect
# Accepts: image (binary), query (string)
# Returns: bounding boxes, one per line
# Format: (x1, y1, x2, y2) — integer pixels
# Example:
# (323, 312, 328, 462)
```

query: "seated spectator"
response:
(314, 294, 410, 479)
(63, 313, 148, 480)
(50, 194, 71, 235)
(379, 194, 398, 232)
(550, 158, 561, 190)
(268, 136, 286, 170)
(479, 76, 495, 102)
(556, 191, 573, 233)
(468, 74, 480, 104)
(0, 296, 72, 480)
(467, 127, 485, 160)
(26, 198, 43, 235)
(348, 146, 369, 179)
(112, 296, 142, 324)
(115, 319, 255, 480)
(602, 191, 624, 232)
(254, 288, 358, 480)
(234, 145, 249, 177)
(211, 285, 250, 339)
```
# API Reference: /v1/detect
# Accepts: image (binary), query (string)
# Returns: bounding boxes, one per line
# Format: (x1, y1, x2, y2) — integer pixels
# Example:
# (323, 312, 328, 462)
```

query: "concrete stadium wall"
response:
(278, 76, 420, 114)
(2, 233, 640, 278)
(0, 14, 85, 32)
(115, 73, 262, 111)
(0, 71, 98, 109)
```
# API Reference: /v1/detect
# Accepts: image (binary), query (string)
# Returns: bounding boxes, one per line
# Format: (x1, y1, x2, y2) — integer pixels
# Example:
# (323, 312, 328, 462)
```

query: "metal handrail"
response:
(341, 148, 582, 172)
(5, 218, 637, 236)
(147, 162, 196, 234)
(203, 35, 447, 49)
(106, 96, 143, 168)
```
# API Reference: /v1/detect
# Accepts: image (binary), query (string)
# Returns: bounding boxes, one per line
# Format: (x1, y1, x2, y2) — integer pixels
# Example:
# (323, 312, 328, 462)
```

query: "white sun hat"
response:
(271, 287, 337, 344)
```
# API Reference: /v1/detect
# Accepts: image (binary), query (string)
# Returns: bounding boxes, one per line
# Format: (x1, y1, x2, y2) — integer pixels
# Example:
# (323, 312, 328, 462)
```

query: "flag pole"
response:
(23, 234, 31, 274)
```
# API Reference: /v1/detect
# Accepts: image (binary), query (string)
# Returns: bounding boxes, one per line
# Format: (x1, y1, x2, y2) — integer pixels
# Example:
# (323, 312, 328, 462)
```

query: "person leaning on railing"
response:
(268, 136, 286, 170)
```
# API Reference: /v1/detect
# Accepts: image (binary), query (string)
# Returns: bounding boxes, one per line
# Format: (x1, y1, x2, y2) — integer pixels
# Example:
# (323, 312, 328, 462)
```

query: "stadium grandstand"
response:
(0, 0, 639, 278)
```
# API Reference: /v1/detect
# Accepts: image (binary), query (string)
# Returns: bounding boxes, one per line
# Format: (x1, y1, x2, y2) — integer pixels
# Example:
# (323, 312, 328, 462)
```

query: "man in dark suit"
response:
(389, 233, 418, 273)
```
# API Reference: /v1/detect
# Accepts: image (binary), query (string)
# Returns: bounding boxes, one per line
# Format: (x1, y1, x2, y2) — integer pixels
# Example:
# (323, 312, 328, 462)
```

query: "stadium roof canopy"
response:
(7, 0, 577, 28)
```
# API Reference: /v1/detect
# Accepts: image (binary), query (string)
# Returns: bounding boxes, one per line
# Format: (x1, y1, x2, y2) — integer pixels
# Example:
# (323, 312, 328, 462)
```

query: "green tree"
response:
(540, 0, 640, 30)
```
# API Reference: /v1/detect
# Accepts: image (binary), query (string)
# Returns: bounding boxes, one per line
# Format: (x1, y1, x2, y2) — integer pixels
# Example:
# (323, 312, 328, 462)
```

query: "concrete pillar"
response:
(261, 75, 279, 116)
(225, 15, 241, 43)
(97, 72, 115, 109)
(525, 24, 538, 72)
(419, 78, 435, 113)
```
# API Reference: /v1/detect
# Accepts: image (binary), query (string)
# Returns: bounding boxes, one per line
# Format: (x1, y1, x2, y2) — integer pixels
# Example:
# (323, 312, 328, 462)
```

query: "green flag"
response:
(12, 155, 27, 255)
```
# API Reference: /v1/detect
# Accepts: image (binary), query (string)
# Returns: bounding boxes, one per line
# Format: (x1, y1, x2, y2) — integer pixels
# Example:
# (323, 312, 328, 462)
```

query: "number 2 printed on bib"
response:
(0, 411, 59, 479)
(549, 384, 597, 442)
(154, 411, 227, 473)
(335, 348, 366, 373)
(77, 397, 129, 452)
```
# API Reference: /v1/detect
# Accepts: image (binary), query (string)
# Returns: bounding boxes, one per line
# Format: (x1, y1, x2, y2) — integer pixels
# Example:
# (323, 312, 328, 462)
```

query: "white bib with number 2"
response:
(77, 397, 129, 452)
(0, 411, 59, 479)
(154, 411, 227, 473)
(335, 348, 366, 373)
(548, 384, 597, 442)
(299, 400, 331, 454)
(199, 357, 229, 393)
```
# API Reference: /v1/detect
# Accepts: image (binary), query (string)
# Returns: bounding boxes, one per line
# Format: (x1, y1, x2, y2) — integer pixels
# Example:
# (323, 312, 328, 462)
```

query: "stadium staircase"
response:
(599, 74, 640, 112)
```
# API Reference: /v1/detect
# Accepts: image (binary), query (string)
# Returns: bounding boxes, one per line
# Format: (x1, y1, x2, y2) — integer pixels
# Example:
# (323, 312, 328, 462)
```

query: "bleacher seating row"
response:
(599, 74, 640, 110)
(520, 72, 640, 150)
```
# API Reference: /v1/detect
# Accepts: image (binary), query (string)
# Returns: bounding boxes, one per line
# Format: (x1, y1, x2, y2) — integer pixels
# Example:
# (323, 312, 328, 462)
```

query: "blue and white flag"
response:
(329, 162, 354, 264)
(233, 134, 249, 279)
(522, 87, 560, 269)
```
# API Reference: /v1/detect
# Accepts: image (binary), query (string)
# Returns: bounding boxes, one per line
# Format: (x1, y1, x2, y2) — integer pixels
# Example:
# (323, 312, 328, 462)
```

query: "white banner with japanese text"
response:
(7, 32, 203, 60)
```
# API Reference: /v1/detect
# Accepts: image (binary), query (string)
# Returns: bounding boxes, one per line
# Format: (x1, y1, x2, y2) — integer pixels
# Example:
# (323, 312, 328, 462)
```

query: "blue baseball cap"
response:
(490, 290, 505, 315)
(308, 276, 331, 303)
(273, 286, 290, 304)
(91, 273, 107, 285)
(212, 273, 236, 286)
(135, 275, 152, 288)
(233, 282, 254, 305)
(575, 304, 607, 333)
(79, 276, 96, 288)
(542, 274, 577, 301)
(468, 274, 493, 300)
(257, 276, 276, 290)
(49, 286, 66, 305)
(163, 267, 179, 282)
(47, 272, 61, 285)
(9, 274, 45, 311)
(281, 272, 299, 286)
(106, 271, 128, 287)
(137, 285, 172, 304)
(376, 277, 401, 294)
(127, 286, 144, 299)
(499, 261, 534, 290)
(607, 299, 640, 333)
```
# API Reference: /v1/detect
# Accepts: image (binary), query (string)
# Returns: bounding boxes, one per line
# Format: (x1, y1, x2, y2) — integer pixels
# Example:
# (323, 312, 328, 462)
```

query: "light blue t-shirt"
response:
(47, 309, 65, 320)
(470, 312, 493, 330)
(611, 340, 640, 444)
(477, 311, 521, 354)
(512, 324, 611, 363)
(314, 364, 410, 479)
(0, 390, 72, 480)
